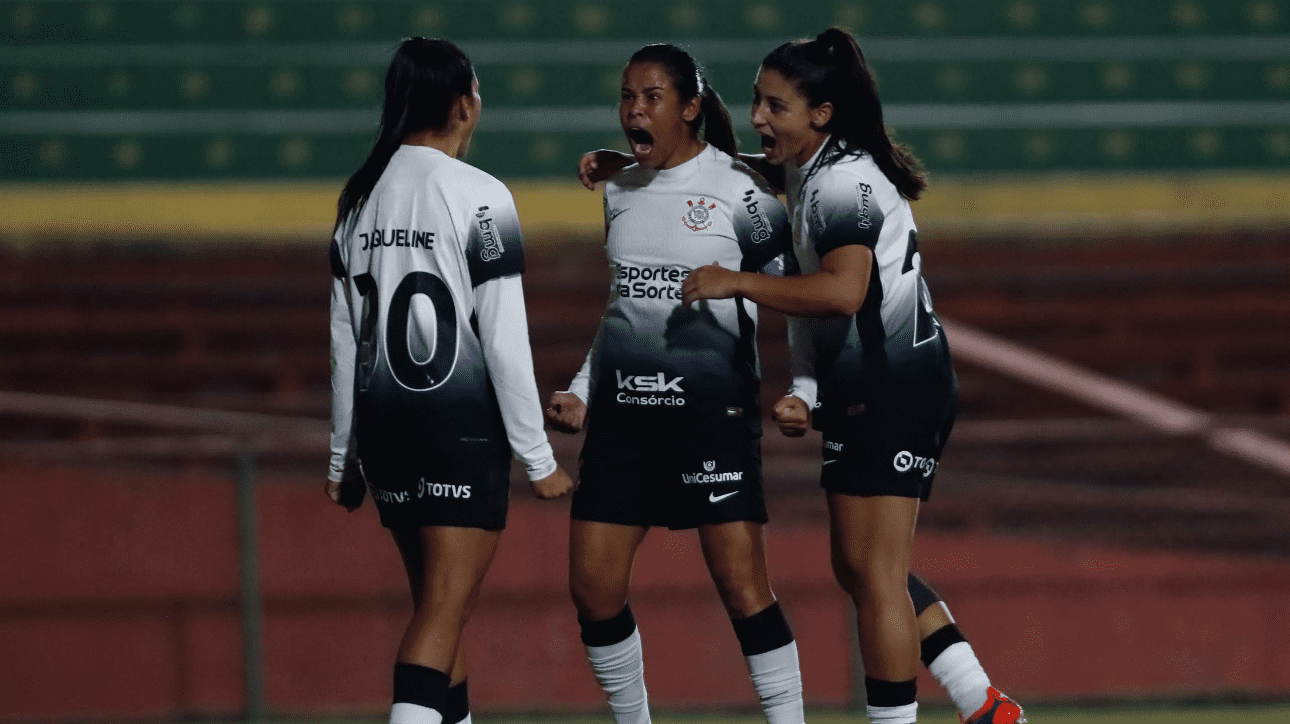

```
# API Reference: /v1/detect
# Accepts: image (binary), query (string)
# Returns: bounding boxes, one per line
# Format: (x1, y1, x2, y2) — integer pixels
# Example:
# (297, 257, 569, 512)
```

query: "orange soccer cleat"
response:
(959, 686, 1026, 724)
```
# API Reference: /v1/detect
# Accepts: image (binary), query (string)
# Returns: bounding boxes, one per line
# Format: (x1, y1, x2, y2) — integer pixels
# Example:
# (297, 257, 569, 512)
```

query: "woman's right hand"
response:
(530, 465, 576, 499)
(772, 395, 810, 437)
(578, 149, 633, 190)
(325, 459, 366, 511)
(545, 391, 588, 433)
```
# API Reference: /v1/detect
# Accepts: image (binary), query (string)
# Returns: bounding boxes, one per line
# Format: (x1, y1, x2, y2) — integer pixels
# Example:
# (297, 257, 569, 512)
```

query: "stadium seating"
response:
(2, 0, 1288, 180)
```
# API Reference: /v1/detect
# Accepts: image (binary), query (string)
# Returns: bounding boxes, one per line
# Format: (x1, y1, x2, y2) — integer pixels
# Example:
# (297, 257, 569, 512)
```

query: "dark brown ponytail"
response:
(762, 27, 927, 200)
(335, 38, 475, 231)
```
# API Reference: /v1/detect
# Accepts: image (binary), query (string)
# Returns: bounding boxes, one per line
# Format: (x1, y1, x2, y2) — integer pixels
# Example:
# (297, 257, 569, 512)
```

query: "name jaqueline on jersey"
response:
(359, 228, 435, 251)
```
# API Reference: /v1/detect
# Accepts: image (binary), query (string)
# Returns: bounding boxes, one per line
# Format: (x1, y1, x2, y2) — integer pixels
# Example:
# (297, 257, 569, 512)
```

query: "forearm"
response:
(328, 277, 357, 481)
(785, 314, 818, 410)
(566, 345, 594, 403)
(733, 269, 864, 318)
(475, 275, 558, 480)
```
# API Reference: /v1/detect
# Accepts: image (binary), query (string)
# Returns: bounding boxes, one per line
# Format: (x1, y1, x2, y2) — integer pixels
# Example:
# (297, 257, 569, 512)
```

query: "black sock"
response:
(393, 662, 450, 712)
(864, 676, 917, 708)
(443, 679, 469, 724)
(730, 601, 795, 656)
(907, 571, 944, 616)
(921, 623, 968, 667)
(578, 603, 638, 647)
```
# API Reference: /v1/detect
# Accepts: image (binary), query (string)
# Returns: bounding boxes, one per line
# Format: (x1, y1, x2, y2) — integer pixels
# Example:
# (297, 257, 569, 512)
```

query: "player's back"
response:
(334, 145, 524, 479)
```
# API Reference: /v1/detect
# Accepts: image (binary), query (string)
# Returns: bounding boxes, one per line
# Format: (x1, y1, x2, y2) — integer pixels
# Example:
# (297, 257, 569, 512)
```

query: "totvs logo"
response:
(892, 450, 937, 478)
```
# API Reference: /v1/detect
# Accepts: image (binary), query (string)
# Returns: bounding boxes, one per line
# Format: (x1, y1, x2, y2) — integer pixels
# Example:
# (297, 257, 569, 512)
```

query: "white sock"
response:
(745, 641, 805, 724)
(586, 627, 650, 724)
(928, 641, 991, 717)
(390, 702, 443, 724)
(867, 702, 918, 723)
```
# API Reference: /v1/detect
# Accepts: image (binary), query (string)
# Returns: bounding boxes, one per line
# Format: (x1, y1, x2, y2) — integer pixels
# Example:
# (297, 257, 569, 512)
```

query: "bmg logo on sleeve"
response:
(476, 205, 504, 261)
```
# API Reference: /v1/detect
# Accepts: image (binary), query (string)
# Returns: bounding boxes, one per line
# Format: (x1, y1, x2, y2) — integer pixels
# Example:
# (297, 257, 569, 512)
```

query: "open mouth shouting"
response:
(626, 127, 654, 158)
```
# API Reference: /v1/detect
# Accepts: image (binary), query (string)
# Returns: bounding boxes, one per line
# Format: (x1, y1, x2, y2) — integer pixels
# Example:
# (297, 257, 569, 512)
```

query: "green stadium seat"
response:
(1, 0, 1287, 180)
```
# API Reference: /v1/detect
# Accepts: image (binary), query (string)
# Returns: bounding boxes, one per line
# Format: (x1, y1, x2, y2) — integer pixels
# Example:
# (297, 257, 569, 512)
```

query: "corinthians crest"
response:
(683, 197, 717, 231)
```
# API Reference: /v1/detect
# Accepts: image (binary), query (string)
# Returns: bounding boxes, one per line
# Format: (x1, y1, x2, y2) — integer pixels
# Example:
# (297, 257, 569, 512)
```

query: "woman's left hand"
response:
(681, 263, 742, 306)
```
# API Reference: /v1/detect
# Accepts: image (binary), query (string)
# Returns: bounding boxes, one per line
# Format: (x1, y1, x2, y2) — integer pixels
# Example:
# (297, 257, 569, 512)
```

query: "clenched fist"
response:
(772, 395, 810, 437)
(545, 391, 588, 433)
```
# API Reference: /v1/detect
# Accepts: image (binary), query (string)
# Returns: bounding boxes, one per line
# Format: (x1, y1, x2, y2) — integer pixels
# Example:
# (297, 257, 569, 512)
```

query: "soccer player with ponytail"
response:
(681, 28, 1026, 724)
(328, 38, 574, 724)
(547, 44, 805, 724)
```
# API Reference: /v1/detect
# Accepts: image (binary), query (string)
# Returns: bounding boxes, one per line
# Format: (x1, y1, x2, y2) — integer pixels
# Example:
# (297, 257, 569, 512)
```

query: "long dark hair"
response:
(335, 37, 475, 230)
(628, 44, 737, 158)
(762, 27, 927, 200)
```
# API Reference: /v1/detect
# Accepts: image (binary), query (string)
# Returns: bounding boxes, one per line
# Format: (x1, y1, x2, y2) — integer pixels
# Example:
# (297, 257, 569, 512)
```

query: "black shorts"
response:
(358, 443, 512, 531)
(572, 415, 767, 530)
(818, 376, 958, 500)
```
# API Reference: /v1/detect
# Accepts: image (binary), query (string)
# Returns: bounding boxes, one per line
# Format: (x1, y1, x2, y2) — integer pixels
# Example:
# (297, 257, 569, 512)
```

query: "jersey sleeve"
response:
(809, 173, 885, 258)
(328, 237, 358, 482)
(473, 273, 558, 481)
(785, 315, 818, 410)
(735, 184, 797, 276)
(565, 342, 595, 404)
(465, 181, 526, 287)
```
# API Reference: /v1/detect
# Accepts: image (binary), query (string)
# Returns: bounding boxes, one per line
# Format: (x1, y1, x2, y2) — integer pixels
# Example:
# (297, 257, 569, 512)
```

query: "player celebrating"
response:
(545, 44, 804, 724)
(681, 28, 1025, 724)
(327, 38, 574, 724)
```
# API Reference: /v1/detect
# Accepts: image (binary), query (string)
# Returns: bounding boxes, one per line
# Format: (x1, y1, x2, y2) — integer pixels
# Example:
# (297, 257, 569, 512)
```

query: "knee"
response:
(709, 561, 772, 618)
(831, 551, 908, 604)
(569, 568, 627, 621)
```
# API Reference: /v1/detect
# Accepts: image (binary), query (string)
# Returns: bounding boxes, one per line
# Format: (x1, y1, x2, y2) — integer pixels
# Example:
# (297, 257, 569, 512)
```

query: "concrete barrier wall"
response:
(3, 461, 1289, 721)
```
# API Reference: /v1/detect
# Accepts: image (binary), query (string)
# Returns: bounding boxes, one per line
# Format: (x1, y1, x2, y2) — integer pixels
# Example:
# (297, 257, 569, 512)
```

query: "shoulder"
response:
(717, 150, 781, 199)
(442, 158, 513, 204)
(607, 163, 651, 195)
(818, 152, 901, 203)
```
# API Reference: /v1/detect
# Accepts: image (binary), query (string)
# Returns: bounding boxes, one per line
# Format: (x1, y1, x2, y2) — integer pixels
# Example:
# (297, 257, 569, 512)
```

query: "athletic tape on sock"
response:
(731, 601, 795, 656)
(579, 603, 638, 647)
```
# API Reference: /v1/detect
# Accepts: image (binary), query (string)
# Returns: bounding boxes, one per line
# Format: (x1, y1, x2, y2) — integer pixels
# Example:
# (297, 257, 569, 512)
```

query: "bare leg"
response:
(569, 519, 652, 724)
(568, 519, 649, 620)
(700, 520, 803, 724)
(827, 493, 921, 683)
(391, 525, 502, 673)
(697, 520, 776, 618)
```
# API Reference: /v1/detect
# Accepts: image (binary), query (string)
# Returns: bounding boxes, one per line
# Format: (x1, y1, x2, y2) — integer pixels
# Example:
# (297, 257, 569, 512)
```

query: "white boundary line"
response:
(943, 319, 1290, 477)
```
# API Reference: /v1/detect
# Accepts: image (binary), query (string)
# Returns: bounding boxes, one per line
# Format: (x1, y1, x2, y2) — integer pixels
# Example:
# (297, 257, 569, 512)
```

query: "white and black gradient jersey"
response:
(784, 141, 955, 430)
(567, 144, 795, 433)
(329, 145, 557, 484)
